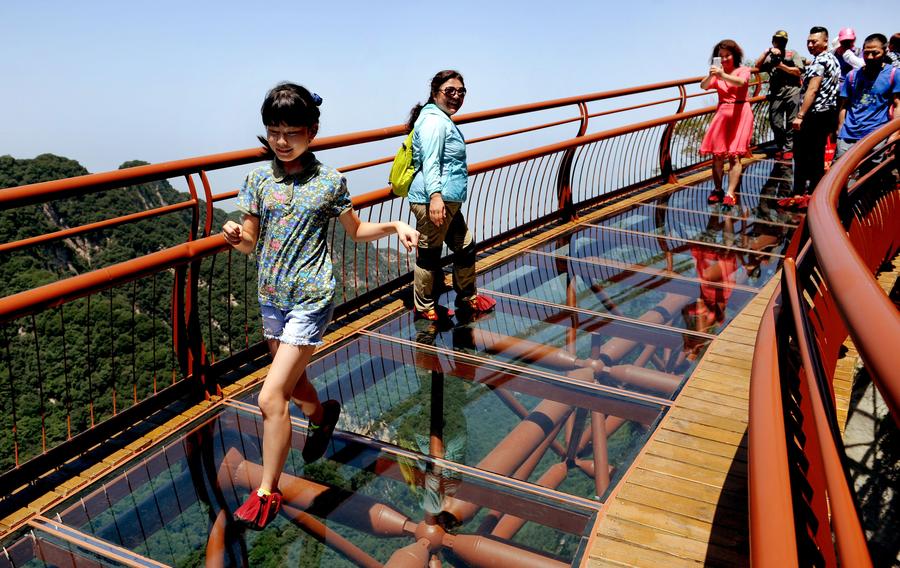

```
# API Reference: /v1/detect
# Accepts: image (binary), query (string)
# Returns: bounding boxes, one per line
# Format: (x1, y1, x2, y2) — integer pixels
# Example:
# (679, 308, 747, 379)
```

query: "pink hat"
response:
(838, 27, 856, 41)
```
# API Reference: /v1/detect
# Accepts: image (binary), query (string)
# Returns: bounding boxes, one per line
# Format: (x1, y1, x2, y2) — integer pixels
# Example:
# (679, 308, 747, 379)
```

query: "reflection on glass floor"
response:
(0, 159, 798, 567)
(0, 407, 595, 567)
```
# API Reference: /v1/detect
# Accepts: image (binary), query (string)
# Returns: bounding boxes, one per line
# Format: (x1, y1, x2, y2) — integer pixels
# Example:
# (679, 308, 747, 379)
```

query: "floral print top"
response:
(237, 154, 352, 310)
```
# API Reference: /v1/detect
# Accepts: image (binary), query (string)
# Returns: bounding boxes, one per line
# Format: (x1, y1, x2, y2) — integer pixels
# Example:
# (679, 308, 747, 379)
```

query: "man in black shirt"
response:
(756, 30, 805, 161)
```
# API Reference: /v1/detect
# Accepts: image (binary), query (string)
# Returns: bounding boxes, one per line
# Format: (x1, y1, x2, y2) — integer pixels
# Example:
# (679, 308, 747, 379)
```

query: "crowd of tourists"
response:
(701, 27, 900, 209)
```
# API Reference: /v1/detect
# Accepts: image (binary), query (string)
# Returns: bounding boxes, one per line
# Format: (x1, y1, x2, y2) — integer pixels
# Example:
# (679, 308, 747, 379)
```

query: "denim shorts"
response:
(260, 303, 335, 346)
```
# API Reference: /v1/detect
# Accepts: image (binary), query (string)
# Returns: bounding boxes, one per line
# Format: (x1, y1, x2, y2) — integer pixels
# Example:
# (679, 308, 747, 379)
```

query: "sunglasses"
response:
(441, 87, 467, 98)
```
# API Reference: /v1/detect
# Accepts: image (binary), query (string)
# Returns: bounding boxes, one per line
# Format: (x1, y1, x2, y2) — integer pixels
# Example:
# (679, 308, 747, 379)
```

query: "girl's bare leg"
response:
(268, 338, 323, 418)
(256, 342, 319, 492)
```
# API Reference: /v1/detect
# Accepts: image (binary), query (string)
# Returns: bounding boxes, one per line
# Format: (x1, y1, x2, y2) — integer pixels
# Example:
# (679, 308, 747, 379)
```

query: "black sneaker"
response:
(302, 400, 341, 463)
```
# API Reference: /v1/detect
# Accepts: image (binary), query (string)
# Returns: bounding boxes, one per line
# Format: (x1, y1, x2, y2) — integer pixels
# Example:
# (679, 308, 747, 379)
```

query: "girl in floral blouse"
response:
(222, 82, 418, 530)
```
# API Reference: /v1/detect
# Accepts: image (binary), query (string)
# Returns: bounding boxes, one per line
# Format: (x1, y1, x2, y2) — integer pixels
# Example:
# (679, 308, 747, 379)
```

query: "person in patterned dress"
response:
(221, 82, 419, 530)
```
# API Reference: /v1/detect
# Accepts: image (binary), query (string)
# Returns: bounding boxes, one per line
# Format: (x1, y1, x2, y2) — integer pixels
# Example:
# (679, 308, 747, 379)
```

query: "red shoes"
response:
(456, 294, 496, 314)
(234, 488, 283, 530)
(776, 194, 810, 209)
(709, 191, 735, 207)
(414, 305, 455, 321)
(415, 296, 496, 320)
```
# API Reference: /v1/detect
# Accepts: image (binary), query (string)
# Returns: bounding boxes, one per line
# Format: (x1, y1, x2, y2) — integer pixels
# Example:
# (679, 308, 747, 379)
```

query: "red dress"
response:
(700, 66, 754, 157)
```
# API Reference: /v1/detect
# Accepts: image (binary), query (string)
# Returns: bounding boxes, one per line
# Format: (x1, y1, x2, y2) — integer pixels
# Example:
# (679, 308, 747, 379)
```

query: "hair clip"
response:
(311, 92, 323, 106)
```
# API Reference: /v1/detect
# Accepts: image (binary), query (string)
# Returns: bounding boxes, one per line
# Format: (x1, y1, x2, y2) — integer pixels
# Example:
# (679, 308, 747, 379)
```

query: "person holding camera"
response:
(755, 30, 805, 160)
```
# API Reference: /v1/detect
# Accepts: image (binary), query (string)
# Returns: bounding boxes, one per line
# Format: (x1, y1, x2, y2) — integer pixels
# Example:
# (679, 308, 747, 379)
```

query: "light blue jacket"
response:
(407, 104, 468, 204)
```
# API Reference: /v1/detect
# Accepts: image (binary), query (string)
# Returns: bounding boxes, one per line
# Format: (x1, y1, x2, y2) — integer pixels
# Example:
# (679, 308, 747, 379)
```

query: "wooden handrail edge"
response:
(808, 120, 900, 420)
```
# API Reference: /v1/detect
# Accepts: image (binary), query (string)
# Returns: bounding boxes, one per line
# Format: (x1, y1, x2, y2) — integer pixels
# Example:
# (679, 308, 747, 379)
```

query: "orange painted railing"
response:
(0, 76, 771, 491)
(749, 120, 900, 567)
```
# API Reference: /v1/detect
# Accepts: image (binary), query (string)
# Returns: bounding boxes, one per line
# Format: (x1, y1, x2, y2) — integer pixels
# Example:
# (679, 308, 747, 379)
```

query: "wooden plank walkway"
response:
(583, 277, 775, 567)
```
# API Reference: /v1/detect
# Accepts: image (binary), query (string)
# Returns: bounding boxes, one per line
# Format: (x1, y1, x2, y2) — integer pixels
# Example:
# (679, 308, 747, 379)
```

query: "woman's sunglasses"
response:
(441, 87, 467, 98)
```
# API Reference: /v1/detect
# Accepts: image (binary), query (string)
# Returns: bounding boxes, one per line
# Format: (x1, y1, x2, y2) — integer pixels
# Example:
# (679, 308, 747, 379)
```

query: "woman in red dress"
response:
(700, 39, 754, 207)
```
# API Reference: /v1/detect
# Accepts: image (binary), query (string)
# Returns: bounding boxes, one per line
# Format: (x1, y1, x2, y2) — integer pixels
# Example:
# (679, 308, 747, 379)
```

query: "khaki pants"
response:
(409, 202, 476, 312)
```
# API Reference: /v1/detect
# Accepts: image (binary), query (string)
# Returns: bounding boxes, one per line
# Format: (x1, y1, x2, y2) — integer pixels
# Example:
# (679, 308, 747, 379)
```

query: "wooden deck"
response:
(583, 278, 772, 567)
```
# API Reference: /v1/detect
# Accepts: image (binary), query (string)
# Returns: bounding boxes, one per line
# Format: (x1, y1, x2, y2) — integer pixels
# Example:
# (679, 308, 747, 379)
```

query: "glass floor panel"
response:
(532, 222, 785, 288)
(25, 407, 596, 567)
(623, 190, 799, 228)
(374, 293, 708, 399)
(663, 182, 805, 226)
(0, 525, 134, 567)
(238, 333, 666, 501)
(665, 161, 799, 215)
(595, 202, 790, 245)
(478, 251, 756, 334)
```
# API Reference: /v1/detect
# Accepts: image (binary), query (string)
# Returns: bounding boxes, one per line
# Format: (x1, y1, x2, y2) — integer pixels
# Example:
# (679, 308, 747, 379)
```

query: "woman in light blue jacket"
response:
(406, 70, 495, 321)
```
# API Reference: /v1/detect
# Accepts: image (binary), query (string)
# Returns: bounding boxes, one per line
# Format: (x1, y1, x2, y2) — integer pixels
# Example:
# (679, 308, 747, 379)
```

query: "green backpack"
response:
(388, 130, 416, 197)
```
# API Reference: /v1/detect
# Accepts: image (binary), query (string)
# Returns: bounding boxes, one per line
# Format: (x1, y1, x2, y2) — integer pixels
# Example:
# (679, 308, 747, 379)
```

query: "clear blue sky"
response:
(1, 0, 894, 197)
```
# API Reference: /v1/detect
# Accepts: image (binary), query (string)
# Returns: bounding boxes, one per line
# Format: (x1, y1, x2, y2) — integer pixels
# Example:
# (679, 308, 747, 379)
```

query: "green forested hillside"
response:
(0, 154, 259, 473)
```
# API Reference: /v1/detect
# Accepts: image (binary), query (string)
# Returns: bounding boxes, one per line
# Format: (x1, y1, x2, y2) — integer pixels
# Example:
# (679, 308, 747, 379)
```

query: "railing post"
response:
(556, 102, 589, 222)
(172, 266, 190, 381)
(657, 85, 687, 185)
(173, 175, 215, 399)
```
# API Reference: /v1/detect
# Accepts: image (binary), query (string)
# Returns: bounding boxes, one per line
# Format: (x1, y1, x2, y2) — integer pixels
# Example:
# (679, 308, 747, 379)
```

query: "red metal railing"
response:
(749, 120, 900, 567)
(0, 76, 771, 490)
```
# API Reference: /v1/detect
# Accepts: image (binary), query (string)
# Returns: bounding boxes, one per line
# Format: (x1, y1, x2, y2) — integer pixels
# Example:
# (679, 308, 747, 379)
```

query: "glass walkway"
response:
(0, 158, 800, 567)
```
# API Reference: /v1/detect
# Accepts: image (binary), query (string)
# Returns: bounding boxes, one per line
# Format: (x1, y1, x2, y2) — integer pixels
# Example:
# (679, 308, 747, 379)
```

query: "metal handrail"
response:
(782, 257, 871, 568)
(808, 120, 900, 421)
(748, 285, 798, 567)
(0, 76, 706, 211)
(0, 98, 763, 325)
(749, 120, 899, 566)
